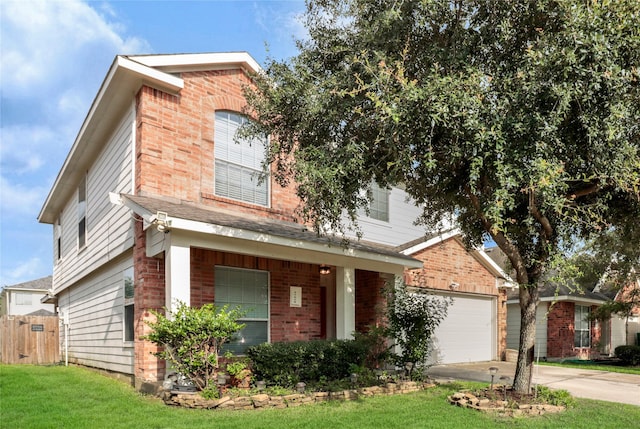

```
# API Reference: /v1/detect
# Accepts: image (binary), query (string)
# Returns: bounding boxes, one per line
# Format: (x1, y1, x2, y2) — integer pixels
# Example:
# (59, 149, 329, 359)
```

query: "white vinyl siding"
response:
(349, 187, 426, 247)
(53, 107, 135, 294)
(215, 266, 269, 354)
(57, 255, 134, 375)
(214, 111, 268, 206)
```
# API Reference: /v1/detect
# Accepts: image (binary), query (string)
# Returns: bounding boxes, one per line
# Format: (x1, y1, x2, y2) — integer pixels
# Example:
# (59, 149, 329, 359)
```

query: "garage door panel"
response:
(429, 295, 495, 364)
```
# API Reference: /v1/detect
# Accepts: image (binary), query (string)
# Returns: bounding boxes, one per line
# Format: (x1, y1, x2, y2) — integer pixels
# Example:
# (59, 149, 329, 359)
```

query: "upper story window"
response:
(214, 111, 269, 206)
(77, 175, 87, 249)
(14, 292, 32, 306)
(359, 182, 390, 222)
(55, 216, 62, 261)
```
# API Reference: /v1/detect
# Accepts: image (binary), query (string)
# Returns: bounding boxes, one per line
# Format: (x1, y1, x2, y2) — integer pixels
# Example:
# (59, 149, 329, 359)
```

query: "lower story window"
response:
(123, 267, 134, 343)
(574, 305, 590, 348)
(214, 266, 269, 354)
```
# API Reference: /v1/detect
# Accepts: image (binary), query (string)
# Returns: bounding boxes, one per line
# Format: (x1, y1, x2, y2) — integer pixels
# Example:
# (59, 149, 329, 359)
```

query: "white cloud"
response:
(1, 0, 149, 95)
(1, 257, 45, 287)
(0, 175, 48, 217)
(0, 0, 152, 286)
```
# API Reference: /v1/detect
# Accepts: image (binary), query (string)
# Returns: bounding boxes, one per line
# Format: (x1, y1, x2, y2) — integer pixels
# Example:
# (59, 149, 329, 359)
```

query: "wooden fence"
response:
(1, 315, 60, 364)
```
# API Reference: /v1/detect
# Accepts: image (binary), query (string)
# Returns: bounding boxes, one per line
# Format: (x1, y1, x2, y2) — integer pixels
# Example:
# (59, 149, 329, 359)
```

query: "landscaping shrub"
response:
(615, 345, 640, 366)
(247, 338, 370, 387)
(143, 301, 246, 390)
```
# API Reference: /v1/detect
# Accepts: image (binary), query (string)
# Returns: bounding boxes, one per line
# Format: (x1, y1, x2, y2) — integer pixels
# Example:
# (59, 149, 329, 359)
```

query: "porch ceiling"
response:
(120, 194, 422, 273)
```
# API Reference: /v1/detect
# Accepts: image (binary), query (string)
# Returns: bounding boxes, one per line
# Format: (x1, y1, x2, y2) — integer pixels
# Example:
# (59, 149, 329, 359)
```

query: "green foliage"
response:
(246, 339, 371, 387)
(143, 301, 246, 390)
(535, 385, 577, 408)
(243, 0, 640, 393)
(199, 385, 220, 400)
(615, 345, 640, 365)
(385, 280, 451, 378)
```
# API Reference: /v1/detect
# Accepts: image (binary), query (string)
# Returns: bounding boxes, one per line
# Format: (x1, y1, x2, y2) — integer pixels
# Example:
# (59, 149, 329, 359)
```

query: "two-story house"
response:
(38, 52, 511, 390)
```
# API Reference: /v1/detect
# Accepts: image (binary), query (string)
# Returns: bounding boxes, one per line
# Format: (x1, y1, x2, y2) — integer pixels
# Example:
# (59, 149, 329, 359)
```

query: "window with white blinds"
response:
(215, 266, 269, 354)
(358, 182, 390, 222)
(214, 111, 268, 206)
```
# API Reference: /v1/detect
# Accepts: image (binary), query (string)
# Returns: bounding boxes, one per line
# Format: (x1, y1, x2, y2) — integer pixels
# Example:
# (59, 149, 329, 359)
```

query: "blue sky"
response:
(0, 0, 306, 287)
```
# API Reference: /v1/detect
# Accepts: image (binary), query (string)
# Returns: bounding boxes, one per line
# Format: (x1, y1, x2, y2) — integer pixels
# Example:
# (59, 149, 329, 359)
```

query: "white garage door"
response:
(429, 294, 495, 364)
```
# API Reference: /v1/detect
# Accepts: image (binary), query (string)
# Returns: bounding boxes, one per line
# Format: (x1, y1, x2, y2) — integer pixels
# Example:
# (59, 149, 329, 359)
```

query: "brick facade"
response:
(135, 70, 301, 222)
(546, 302, 601, 359)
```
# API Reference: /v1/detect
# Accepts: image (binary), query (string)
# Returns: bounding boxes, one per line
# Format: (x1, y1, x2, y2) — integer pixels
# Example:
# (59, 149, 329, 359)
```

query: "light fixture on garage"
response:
(319, 265, 331, 275)
(449, 282, 460, 290)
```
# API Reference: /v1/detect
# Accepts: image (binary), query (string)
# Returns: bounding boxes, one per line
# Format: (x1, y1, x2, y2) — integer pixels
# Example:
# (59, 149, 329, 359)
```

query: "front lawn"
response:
(1, 364, 638, 429)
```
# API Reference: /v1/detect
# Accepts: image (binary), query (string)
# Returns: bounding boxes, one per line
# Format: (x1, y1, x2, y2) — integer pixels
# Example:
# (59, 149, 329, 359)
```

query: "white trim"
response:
(400, 229, 460, 255)
(127, 52, 261, 74)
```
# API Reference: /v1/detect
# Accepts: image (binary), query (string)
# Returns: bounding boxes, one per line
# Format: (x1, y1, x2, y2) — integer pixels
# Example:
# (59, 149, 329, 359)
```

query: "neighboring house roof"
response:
(26, 309, 56, 317)
(39, 52, 261, 225)
(119, 193, 423, 269)
(2, 275, 52, 292)
(506, 277, 609, 305)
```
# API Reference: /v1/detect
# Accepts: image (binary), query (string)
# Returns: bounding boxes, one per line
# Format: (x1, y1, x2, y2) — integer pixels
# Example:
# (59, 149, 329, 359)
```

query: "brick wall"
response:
(190, 248, 324, 343)
(404, 237, 498, 296)
(133, 222, 166, 384)
(135, 69, 302, 222)
(546, 302, 601, 358)
(355, 270, 388, 333)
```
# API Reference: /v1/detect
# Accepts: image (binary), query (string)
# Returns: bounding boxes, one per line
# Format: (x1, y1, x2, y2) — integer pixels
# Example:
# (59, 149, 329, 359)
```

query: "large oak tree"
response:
(243, 0, 640, 393)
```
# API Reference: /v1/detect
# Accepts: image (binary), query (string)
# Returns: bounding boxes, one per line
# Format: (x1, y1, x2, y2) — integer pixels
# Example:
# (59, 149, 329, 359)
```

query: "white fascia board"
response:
(400, 229, 461, 255)
(38, 57, 183, 224)
(127, 52, 262, 74)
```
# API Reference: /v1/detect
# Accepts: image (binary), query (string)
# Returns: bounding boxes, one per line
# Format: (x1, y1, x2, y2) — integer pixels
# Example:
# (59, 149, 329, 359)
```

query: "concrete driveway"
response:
(426, 361, 640, 406)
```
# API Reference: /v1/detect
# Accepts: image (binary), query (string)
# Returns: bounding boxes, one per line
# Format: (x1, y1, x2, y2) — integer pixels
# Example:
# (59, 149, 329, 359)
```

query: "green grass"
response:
(538, 360, 640, 375)
(1, 364, 639, 429)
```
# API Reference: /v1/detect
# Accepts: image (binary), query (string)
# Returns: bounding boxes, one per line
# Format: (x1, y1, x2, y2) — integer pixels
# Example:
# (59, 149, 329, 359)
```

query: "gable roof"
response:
(39, 52, 261, 225)
(398, 230, 515, 285)
(119, 193, 423, 271)
(2, 275, 52, 292)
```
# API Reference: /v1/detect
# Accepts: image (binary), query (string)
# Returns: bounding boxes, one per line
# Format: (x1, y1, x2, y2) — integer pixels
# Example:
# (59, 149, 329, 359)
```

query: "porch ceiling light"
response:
(319, 265, 331, 275)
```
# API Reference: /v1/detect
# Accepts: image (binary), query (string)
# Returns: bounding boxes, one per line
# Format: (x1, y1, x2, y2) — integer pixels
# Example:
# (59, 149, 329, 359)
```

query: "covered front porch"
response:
(120, 194, 421, 384)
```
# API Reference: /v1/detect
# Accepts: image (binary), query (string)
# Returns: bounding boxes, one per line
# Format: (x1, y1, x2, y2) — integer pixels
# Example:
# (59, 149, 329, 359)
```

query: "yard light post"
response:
(350, 373, 358, 387)
(489, 367, 499, 390)
(217, 373, 227, 397)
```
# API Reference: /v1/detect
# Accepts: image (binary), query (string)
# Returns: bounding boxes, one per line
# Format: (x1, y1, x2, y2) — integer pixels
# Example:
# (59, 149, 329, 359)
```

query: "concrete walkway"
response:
(427, 361, 640, 406)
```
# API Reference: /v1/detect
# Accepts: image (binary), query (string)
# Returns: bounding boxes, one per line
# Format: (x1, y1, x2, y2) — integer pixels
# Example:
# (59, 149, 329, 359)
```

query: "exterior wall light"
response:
(319, 265, 331, 275)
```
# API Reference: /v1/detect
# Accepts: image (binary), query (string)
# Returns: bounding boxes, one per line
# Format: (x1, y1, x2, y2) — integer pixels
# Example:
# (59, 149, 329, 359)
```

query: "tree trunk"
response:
(513, 285, 539, 394)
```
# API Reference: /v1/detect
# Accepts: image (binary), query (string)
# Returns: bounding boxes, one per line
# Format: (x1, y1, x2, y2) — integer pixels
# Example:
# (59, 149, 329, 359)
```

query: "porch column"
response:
(165, 237, 190, 314)
(335, 266, 356, 339)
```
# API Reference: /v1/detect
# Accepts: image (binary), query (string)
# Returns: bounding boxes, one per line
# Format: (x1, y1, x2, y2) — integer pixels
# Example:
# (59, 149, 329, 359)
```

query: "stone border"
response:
(448, 391, 566, 417)
(162, 381, 429, 410)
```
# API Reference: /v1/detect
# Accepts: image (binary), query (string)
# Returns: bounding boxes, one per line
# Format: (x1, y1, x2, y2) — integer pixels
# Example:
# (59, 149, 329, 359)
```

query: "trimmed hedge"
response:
(614, 345, 640, 366)
(246, 339, 370, 387)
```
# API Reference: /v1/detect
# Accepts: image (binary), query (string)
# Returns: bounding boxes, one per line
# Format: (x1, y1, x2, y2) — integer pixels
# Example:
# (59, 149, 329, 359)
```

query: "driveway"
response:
(427, 361, 640, 406)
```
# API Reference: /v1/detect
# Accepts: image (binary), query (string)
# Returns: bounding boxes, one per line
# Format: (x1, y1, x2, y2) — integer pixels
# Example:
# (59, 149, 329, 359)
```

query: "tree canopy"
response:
(243, 0, 640, 392)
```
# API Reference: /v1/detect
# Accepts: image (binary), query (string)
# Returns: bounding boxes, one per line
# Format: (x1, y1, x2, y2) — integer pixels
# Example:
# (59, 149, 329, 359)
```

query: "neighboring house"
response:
(486, 246, 638, 360)
(0, 276, 55, 316)
(595, 279, 640, 352)
(38, 52, 512, 390)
